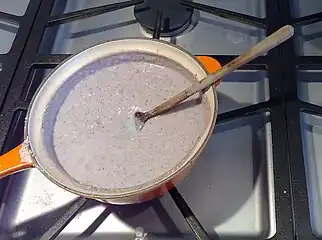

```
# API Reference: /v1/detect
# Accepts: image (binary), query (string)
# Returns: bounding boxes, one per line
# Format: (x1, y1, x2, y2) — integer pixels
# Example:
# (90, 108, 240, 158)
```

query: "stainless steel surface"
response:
(0, 20, 18, 54)
(0, 0, 29, 16)
(0, 0, 27, 54)
(292, 0, 322, 55)
(298, 70, 322, 106)
(218, 70, 269, 114)
(41, 0, 265, 55)
(0, 0, 29, 54)
(0, 0, 276, 239)
(300, 112, 322, 237)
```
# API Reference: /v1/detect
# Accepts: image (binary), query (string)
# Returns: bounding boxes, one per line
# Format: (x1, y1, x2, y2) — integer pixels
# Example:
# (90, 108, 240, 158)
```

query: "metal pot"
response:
(0, 38, 221, 204)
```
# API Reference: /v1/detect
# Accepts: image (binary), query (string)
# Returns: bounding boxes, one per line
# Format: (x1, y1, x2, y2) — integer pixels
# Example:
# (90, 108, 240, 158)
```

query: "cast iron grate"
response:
(0, 0, 310, 239)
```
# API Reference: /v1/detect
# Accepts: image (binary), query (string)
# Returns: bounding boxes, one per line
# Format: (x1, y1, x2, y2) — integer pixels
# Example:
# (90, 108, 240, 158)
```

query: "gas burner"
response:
(134, 0, 193, 37)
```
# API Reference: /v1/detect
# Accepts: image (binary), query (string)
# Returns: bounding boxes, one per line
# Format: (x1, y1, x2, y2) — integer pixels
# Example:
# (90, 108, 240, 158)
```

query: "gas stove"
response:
(0, 0, 321, 239)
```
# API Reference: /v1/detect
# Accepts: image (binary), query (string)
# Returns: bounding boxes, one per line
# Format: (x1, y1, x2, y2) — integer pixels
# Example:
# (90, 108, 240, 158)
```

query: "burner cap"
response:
(134, 0, 193, 37)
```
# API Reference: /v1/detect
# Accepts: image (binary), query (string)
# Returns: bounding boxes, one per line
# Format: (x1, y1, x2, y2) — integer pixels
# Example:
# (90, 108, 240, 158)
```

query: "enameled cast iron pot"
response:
(0, 39, 221, 204)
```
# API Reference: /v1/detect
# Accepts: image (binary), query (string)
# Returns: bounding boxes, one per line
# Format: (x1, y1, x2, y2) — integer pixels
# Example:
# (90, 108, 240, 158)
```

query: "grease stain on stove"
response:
(31, 190, 54, 208)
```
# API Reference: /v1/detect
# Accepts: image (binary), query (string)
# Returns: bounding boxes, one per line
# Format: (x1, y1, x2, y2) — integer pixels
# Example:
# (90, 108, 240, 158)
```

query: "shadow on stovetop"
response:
(1, 92, 272, 240)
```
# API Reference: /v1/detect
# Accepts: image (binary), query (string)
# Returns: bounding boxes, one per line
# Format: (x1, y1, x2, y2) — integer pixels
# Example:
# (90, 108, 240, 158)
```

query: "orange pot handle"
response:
(0, 143, 34, 179)
(196, 56, 222, 87)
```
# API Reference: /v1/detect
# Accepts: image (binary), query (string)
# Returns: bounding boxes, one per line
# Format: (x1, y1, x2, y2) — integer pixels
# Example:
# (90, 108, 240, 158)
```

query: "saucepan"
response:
(0, 38, 221, 204)
(0, 25, 293, 204)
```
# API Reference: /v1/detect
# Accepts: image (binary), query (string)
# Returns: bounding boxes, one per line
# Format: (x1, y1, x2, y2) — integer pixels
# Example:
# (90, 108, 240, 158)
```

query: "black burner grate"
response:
(134, 0, 193, 37)
(1, 0, 320, 239)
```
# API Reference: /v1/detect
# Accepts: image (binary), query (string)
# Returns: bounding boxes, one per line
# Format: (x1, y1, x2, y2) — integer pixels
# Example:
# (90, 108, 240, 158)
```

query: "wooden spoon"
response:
(134, 25, 294, 131)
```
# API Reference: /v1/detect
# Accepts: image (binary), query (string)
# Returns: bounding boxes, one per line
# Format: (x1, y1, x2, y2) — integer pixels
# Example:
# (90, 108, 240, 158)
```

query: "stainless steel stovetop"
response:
(0, 0, 322, 239)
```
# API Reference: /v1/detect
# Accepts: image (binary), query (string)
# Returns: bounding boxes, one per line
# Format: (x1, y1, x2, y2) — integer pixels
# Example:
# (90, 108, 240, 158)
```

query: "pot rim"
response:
(25, 37, 218, 200)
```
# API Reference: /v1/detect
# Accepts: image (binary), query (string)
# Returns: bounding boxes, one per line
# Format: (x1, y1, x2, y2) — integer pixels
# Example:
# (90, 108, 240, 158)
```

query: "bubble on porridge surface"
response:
(51, 53, 211, 190)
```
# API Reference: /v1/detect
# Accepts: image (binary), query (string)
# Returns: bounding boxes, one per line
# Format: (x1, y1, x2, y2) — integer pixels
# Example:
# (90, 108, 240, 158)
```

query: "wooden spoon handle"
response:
(149, 25, 294, 117)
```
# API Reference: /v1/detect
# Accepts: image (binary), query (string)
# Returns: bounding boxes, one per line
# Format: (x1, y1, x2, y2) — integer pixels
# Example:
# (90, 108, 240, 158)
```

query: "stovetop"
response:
(0, 0, 321, 239)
